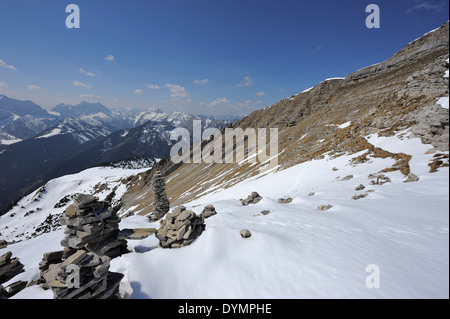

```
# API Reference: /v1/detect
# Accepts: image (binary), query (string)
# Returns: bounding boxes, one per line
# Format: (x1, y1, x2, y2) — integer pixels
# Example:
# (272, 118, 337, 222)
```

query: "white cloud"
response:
(236, 76, 253, 88)
(72, 81, 92, 89)
(134, 89, 144, 95)
(0, 59, 17, 71)
(81, 94, 103, 99)
(407, 0, 445, 13)
(194, 78, 209, 85)
(79, 68, 98, 77)
(0, 82, 8, 89)
(146, 84, 161, 90)
(256, 91, 266, 97)
(208, 97, 231, 108)
(165, 83, 190, 99)
(105, 54, 115, 62)
(27, 84, 41, 91)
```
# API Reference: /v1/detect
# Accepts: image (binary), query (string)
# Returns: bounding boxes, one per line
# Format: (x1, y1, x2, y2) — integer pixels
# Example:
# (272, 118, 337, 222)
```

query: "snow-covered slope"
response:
(1, 132, 448, 299)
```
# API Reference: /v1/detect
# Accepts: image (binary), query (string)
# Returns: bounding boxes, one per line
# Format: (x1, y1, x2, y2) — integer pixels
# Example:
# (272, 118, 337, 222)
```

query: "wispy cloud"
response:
(236, 76, 253, 88)
(81, 94, 103, 99)
(134, 89, 144, 95)
(79, 68, 100, 77)
(0, 82, 8, 89)
(72, 81, 92, 89)
(312, 44, 325, 53)
(194, 78, 209, 85)
(0, 59, 17, 71)
(146, 84, 161, 89)
(208, 97, 230, 108)
(407, 0, 446, 13)
(165, 83, 190, 100)
(27, 84, 41, 91)
(256, 91, 266, 97)
(105, 54, 115, 62)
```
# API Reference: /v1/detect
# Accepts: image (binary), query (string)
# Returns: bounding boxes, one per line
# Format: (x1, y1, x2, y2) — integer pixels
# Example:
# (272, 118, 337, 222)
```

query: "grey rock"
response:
(201, 205, 217, 219)
(317, 204, 333, 211)
(240, 230, 252, 238)
(278, 197, 293, 204)
(352, 193, 369, 200)
(355, 184, 366, 191)
(405, 173, 420, 183)
(241, 192, 263, 206)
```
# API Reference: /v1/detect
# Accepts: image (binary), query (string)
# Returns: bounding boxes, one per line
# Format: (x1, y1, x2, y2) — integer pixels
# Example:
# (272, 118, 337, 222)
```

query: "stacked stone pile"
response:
(39, 194, 127, 299)
(0, 251, 24, 285)
(149, 171, 170, 222)
(156, 206, 206, 248)
(40, 249, 123, 299)
(59, 194, 128, 258)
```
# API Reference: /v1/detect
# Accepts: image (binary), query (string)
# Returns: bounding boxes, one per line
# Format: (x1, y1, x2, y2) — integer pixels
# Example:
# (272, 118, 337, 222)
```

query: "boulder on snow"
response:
(200, 205, 217, 219)
(278, 197, 293, 204)
(241, 192, 262, 206)
(240, 230, 252, 238)
(317, 204, 333, 211)
(404, 173, 420, 183)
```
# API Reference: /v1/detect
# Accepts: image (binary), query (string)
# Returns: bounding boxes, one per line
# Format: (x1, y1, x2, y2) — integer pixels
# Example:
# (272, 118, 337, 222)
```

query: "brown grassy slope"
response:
(119, 22, 449, 216)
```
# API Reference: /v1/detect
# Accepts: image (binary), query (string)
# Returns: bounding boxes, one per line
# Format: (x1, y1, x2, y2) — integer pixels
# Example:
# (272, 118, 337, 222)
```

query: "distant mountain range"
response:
(0, 96, 236, 214)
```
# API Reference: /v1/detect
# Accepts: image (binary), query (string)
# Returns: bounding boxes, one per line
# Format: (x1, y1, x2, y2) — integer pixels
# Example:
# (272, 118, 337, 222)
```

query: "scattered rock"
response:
(156, 206, 206, 248)
(308, 192, 315, 196)
(240, 230, 252, 238)
(404, 173, 420, 183)
(340, 175, 354, 181)
(59, 194, 128, 259)
(0, 251, 25, 285)
(369, 174, 391, 185)
(355, 184, 366, 191)
(149, 171, 170, 222)
(352, 193, 369, 200)
(332, 167, 339, 171)
(200, 205, 217, 219)
(261, 210, 271, 215)
(241, 192, 263, 206)
(317, 204, 333, 211)
(0, 240, 7, 249)
(278, 197, 293, 204)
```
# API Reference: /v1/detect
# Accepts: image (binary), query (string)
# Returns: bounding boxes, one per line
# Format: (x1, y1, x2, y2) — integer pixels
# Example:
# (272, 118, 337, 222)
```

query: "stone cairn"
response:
(156, 205, 214, 248)
(149, 171, 170, 222)
(60, 194, 128, 258)
(0, 251, 26, 298)
(0, 251, 24, 284)
(39, 194, 126, 299)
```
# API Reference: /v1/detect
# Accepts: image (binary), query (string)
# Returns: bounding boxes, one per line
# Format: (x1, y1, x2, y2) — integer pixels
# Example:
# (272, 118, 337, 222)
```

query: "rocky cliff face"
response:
(117, 22, 449, 217)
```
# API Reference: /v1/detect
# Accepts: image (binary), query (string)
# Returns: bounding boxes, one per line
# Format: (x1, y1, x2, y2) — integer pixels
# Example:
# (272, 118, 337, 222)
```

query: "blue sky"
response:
(0, 0, 448, 116)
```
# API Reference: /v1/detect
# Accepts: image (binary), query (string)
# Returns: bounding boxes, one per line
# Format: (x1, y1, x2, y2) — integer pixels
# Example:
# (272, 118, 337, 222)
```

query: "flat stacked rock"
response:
(0, 251, 25, 285)
(149, 171, 170, 222)
(59, 194, 128, 258)
(156, 206, 205, 248)
(41, 250, 123, 299)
